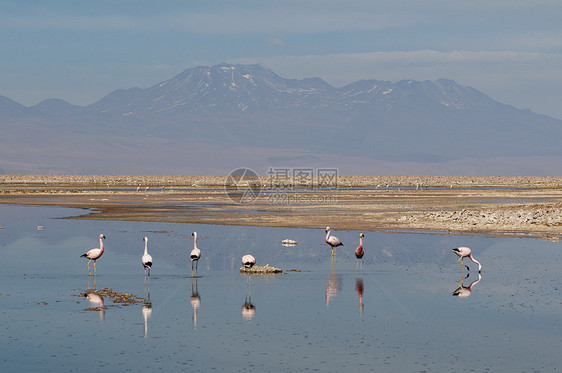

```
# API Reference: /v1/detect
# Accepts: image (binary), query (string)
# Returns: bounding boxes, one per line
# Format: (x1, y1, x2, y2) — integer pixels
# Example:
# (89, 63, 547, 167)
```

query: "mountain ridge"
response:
(1, 63, 561, 175)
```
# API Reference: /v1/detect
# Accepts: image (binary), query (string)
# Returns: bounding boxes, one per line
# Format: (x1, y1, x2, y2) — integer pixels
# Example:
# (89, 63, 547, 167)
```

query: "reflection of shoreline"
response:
(1, 176, 561, 239)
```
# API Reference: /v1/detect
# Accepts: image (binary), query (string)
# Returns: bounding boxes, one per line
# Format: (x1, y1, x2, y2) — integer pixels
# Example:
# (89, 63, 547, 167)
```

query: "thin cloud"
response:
(264, 37, 286, 46)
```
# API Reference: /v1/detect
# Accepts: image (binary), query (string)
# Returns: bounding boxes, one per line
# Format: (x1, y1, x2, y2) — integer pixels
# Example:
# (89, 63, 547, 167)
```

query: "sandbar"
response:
(1, 175, 561, 240)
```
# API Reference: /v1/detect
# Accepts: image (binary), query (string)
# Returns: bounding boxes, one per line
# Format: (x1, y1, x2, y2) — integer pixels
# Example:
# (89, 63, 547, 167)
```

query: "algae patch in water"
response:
(73, 288, 143, 311)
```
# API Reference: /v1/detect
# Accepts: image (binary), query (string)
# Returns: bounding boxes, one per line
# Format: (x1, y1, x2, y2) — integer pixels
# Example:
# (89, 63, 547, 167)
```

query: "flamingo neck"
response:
(469, 254, 482, 271)
(193, 234, 198, 250)
(144, 240, 148, 255)
(325, 230, 331, 242)
(99, 237, 104, 253)
(358, 236, 363, 249)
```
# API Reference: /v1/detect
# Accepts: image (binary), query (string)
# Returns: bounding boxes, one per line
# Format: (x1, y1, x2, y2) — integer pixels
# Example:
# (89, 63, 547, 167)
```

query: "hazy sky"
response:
(2, 0, 562, 119)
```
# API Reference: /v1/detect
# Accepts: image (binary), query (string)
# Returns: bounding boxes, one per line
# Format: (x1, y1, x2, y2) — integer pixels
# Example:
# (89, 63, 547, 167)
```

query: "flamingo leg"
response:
(94, 260, 97, 276)
(87, 259, 92, 276)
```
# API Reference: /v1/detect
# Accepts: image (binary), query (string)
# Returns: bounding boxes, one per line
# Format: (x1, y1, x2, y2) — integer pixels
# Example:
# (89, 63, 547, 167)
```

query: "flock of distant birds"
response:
(80, 226, 482, 278)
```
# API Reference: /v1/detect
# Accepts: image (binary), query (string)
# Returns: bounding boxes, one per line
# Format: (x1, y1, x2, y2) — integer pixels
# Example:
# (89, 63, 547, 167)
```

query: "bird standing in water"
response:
(325, 227, 343, 256)
(80, 234, 106, 276)
(141, 236, 153, 277)
(190, 232, 201, 277)
(355, 233, 364, 270)
(452, 246, 482, 273)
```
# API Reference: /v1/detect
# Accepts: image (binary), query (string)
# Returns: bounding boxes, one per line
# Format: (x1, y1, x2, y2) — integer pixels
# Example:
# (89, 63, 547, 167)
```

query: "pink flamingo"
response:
(241, 254, 256, 270)
(142, 236, 153, 277)
(325, 227, 343, 256)
(355, 233, 364, 269)
(80, 234, 105, 276)
(452, 246, 482, 273)
(190, 232, 201, 277)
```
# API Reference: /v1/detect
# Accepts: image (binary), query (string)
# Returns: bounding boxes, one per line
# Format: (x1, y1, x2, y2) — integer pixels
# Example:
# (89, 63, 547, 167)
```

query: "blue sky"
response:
(2, 0, 562, 119)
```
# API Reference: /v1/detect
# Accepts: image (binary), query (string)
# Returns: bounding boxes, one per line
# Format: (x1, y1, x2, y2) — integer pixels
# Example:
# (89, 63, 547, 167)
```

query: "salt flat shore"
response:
(1, 175, 561, 240)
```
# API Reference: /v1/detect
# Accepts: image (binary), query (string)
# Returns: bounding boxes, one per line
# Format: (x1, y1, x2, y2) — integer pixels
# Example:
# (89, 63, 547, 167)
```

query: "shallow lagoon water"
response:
(1, 204, 561, 372)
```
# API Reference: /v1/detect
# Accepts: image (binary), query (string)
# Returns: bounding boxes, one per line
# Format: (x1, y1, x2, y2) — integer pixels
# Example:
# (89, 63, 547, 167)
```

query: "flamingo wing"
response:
(327, 236, 343, 247)
(190, 248, 201, 261)
(142, 253, 153, 268)
(83, 248, 102, 260)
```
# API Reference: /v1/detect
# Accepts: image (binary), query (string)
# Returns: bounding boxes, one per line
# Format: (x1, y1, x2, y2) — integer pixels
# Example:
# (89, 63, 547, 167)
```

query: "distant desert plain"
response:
(1, 175, 562, 240)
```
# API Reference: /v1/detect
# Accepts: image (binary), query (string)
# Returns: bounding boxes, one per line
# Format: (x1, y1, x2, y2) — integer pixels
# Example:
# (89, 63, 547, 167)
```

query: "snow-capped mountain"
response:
(1, 63, 562, 175)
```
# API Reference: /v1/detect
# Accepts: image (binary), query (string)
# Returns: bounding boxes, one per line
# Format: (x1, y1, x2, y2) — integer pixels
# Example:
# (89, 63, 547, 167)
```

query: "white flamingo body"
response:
(190, 232, 201, 277)
(325, 227, 343, 256)
(241, 254, 256, 269)
(452, 246, 482, 273)
(142, 236, 153, 277)
(81, 234, 105, 276)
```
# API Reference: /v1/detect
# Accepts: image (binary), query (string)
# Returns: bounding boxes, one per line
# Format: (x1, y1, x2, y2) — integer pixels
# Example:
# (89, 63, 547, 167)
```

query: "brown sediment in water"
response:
(1, 175, 562, 240)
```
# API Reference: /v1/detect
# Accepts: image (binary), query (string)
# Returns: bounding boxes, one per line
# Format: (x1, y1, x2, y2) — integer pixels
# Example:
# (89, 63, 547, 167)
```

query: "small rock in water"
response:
(281, 239, 297, 246)
(240, 264, 283, 274)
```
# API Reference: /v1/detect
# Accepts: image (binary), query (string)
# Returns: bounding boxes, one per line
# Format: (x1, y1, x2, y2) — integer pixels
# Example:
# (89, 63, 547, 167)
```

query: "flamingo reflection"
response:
(325, 256, 342, 306)
(356, 276, 364, 316)
(242, 272, 256, 320)
(84, 291, 105, 321)
(142, 275, 152, 337)
(191, 277, 201, 329)
(452, 273, 482, 298)
(87, 271, 97, 291)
